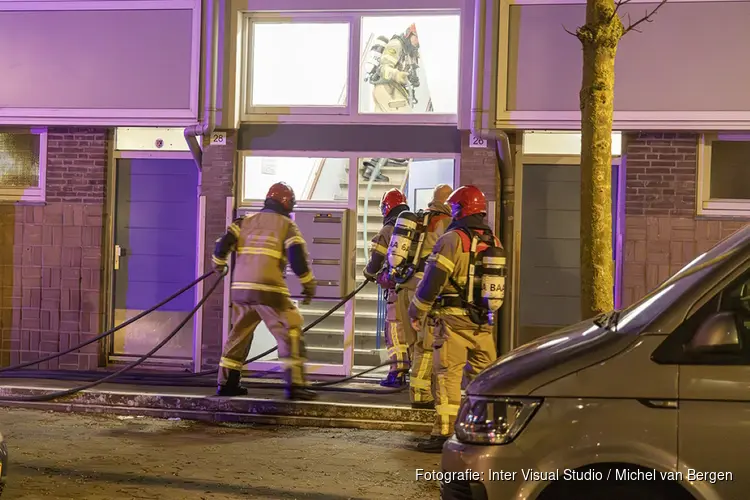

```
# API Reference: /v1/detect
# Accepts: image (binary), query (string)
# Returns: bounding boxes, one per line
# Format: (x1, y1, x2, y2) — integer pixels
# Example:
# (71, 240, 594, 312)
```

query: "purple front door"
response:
(111, 158, 198, 361)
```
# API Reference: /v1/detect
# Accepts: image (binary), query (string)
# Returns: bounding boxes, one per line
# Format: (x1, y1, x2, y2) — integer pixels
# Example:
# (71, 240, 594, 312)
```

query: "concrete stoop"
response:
(0, 379, 434, 432)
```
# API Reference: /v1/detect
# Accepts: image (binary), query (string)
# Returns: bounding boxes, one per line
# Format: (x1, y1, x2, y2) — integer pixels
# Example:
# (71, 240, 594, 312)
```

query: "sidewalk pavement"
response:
(0, 377, 434, 432)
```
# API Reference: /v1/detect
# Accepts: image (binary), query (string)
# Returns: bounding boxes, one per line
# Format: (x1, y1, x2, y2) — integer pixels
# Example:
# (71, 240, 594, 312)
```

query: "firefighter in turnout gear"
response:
(363, 188, 414, 388)
(212, 182, 318, 401)
(408, 185, 506, 453)
(386, 184, 453, 409)
(368, 24, 420, 113)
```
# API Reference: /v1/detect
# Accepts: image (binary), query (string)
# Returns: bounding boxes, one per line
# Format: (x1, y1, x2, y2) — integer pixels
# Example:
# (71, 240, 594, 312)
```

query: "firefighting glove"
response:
(363, 270, 376, 283)
(408, 72, 420, 88)
(301, 281, 317, 305)
(395, 71, 410, 86)
(212, 262, 228, 275)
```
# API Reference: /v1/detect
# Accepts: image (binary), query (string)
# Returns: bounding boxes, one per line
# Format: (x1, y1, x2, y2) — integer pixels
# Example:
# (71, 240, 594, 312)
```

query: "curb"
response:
(0, 385, 435, 432)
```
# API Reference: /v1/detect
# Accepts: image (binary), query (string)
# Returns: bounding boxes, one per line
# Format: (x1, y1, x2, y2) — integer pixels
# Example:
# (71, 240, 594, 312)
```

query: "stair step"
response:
(307, 347, 385, 366)
(301, 308, 378, 319)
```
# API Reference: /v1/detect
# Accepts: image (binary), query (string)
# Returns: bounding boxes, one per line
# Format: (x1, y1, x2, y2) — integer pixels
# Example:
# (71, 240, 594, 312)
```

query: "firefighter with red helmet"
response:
(367, 23, 421, 113)
(408, 185, 506, 452)
(212, 182, 318, 401)
(363, 188, 415, 387)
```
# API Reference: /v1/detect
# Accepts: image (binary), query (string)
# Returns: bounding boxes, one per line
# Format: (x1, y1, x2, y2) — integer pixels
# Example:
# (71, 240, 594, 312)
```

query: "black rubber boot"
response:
(362, 159, 390, 182)
(286, 386, 318, 401)
(283, 366, 318, 401)
(380, 372, 407, 388)
(385, 158, 409, 166)
(415, 435, 448, 453)
(216, 369, 248, 397)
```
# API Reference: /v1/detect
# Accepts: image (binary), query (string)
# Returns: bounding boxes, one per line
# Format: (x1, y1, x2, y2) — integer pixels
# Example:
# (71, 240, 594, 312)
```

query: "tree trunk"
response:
(578, 0, 623, 319)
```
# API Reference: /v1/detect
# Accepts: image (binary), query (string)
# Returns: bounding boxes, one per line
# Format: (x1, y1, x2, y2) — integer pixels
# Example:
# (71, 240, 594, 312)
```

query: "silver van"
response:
(441, 224, 750, 500)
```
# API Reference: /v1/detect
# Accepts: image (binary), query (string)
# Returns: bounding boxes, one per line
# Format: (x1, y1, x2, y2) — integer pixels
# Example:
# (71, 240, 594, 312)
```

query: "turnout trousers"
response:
(384, 288, 416, 375)
(218, 297, 308, 387)
(396, 286, 433, 403)
(431, 312, 497, 437)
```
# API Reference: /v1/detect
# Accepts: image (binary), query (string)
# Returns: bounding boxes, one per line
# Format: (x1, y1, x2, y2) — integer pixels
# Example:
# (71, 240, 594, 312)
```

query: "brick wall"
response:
(622, 132, 747, 307)
(0, 128, 107, 369)
(198, 131, 236, 370)
(459, 130, 499, 204)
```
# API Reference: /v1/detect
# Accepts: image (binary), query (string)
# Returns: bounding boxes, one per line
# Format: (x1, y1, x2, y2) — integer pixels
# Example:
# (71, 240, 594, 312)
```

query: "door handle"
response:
(114, 245, 127, 270)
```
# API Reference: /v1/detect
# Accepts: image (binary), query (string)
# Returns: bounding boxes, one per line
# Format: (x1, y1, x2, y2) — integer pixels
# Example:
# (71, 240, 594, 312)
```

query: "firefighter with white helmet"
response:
(363, 188, 415, 387)
(366, 24, 421, 113)
(212, 182, 318, 401)
(386, 184, 453, 408)
(408, 185, 507, 452)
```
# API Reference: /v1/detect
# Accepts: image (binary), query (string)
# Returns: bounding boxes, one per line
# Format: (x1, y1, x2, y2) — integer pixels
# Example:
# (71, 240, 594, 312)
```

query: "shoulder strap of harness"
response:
(427, 212, 449, 232)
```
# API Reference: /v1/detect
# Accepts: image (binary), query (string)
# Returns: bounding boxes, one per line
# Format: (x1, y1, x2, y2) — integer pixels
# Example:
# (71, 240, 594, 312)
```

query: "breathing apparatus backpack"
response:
(448, 228, 508, 326)
(363, 35, 393, 85)
(387, 209, 440, 284)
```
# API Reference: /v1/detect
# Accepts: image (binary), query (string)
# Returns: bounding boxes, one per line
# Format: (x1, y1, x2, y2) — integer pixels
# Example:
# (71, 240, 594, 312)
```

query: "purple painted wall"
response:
(507, 2, 750, 112)
(0, 9, 194, 110)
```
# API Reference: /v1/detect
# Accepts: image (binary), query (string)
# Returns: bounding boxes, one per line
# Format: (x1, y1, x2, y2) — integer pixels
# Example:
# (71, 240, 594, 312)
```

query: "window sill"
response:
(0, 199, 46, 206)
(698, 200, 750, 219)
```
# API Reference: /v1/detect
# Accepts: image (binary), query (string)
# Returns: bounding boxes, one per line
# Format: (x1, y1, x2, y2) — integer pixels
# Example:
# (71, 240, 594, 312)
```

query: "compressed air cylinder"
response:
(481, 246, 507, 324)
(387, 211, 420, 269)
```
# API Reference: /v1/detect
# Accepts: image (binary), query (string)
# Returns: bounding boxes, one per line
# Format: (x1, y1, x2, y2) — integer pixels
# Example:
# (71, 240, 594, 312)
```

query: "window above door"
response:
(237, 10, 461, 125)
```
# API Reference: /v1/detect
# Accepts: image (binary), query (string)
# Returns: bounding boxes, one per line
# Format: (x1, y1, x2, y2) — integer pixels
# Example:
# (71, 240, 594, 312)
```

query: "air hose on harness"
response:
(0, 271, 409, 400)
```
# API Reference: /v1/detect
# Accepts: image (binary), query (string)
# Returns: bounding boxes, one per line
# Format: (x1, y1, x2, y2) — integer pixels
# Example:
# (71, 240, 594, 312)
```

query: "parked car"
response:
(441, 224, 750, 500)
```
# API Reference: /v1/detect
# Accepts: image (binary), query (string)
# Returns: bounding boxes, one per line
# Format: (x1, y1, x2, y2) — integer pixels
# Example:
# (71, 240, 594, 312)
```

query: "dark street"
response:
(0, 408, 439, 499)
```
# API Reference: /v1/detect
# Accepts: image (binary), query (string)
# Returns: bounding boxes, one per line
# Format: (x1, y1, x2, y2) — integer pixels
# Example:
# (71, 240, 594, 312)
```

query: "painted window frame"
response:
(0, 0, 201, 127)
(492, 0, 749, 131)
(0, 127, 48, 204)
(237, 9, 462, 125)
(697, 133, 750, 217)
(236, 150, 462, 208)
(237, 151, 352, 208)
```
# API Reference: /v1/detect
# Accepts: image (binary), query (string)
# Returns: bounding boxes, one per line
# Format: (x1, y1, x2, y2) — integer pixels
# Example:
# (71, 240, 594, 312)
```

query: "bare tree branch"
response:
(562, 24, 578, 37)
(622, 0, 667, 35)
(608, 0, 634, 23)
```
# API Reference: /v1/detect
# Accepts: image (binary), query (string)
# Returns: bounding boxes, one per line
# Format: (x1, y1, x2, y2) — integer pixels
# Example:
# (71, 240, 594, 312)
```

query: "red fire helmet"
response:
(266, 182, 296, 212)
(380, 188, 407, 217)
(447, 185, 487, 219)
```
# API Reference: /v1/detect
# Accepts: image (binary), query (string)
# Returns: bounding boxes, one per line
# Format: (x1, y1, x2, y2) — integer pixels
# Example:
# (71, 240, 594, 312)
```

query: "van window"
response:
(665, 268, 750, 364)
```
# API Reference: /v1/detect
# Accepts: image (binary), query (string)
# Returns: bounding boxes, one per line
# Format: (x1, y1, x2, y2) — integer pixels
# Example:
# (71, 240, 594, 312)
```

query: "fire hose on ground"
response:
(0, 270, 412, 402)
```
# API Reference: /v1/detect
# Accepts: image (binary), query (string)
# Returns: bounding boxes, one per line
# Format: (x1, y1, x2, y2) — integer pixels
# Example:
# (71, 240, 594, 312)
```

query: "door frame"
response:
(513, 153, 625, 347)
(233, 149, 462, 377)
(104, 148, 203, 370)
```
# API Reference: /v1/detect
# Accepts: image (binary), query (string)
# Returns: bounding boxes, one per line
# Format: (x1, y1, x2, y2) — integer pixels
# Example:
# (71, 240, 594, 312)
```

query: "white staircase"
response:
(301, 159, 409, 368)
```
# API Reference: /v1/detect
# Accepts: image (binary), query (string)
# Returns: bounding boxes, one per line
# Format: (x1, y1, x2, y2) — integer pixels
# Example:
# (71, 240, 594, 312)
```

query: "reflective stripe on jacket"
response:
(213, 210, 313, 304)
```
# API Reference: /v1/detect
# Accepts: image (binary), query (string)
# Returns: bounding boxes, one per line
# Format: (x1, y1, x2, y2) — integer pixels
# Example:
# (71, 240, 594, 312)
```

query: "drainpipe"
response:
(184, 0, 220, 170)
(470, 0, 516, 355)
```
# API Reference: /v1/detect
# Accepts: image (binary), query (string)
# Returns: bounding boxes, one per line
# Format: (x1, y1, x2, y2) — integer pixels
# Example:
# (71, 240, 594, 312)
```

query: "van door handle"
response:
(638, 399, 678, 409)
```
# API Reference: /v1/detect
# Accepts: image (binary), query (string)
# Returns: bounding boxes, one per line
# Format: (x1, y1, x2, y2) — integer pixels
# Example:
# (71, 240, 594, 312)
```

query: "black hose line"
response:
(0, 270, 226, 402)
(0, 361, 410, 395)
(0, 271, 215, 376)
(0, 274, 411, 399)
